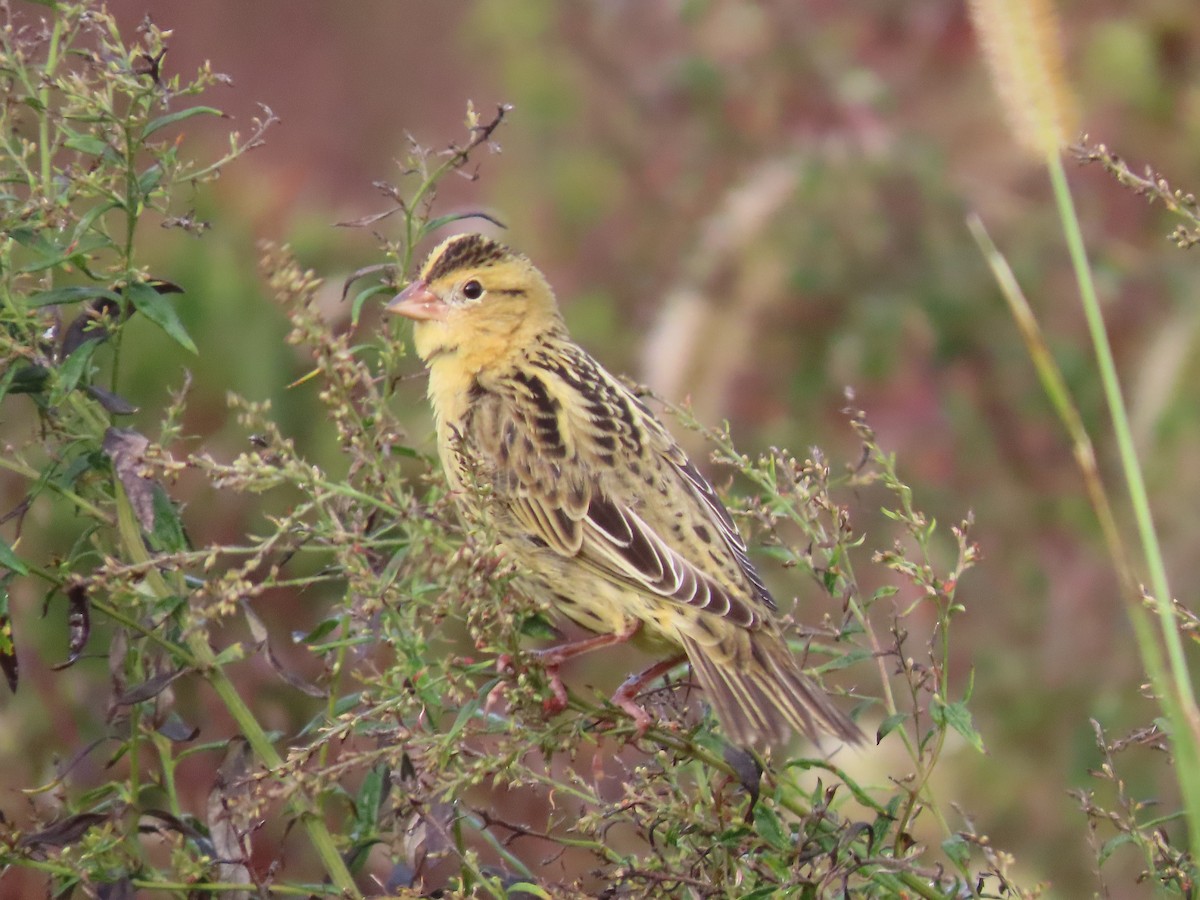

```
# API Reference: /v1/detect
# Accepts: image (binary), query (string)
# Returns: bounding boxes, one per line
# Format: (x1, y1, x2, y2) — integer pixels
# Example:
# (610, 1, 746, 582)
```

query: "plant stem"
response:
(112, 485, 361, 897)
(1047, 152, 1200, 856)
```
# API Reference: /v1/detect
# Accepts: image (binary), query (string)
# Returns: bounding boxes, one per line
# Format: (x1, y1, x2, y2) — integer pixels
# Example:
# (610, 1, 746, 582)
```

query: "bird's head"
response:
(387, 233, 562, 368)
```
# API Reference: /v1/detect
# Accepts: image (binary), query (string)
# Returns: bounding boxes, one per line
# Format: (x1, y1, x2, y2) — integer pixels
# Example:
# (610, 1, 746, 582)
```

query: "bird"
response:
(387, 233, 861, 749)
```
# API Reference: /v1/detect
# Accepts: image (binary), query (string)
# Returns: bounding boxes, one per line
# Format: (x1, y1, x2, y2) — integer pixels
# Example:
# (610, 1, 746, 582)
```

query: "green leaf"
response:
(6, 362, 50, 398)
(812, 646, 872, 673)
(137, 163, 164, 195)
(752, 803, 790, 851)
(125, 281, 197, 353)
(418, 211, 504, 240)
(52, 342, 98, 402)
(150, 485, 188, 553)
(0, 537, 28, 576)
(519, 612, 558, 640)
(210, 643, 247, 667)
(875, 712, 907, 744)
(445, 696, 482, 741)
(294, 618, 340, 646)
(14, 233, 112, 274)
(71, 199, 120, 247)
(0, 363, 16, 406)
(742, 888, 786, 900)
(929, 694, 985, 753)
(502, 885, 552, 900)
(350, 282, 390, 326)
(353, 764, 387, 833)
(941, 833, 971, 868)
(0, 581, 17, 692)
(142, 106, 224, 138)
(298, 692, 361, 737)
(64, 133, 111, 157)
(1098, 831, 1135, 865)
(26, 285, 121, 308)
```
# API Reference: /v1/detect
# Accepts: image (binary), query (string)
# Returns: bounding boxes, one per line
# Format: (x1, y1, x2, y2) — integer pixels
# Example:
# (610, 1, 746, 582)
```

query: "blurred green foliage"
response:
(1, 0, 1199, 896)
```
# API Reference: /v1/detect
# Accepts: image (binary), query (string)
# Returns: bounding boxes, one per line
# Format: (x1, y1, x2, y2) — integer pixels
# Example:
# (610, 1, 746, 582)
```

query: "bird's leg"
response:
(523, 620, 643, 715)
(611, 654, 687, 738)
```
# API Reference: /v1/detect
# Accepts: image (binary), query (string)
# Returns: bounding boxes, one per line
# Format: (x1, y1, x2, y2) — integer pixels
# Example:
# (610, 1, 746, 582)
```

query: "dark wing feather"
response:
(467, 343, 772, 631)
(580, 493, 756, 627)
(671, 452, 777, 611)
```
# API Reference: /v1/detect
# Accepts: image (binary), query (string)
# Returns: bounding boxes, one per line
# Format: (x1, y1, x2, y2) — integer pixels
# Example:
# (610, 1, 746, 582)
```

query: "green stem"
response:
(129, 879, 342, 896)
(0, 454, 113, 524)
(37, 13, 64, 193)
(1047, 153, 1200, 855)
(184, 630, 359, 895)
(112, 486, 361, 897)
(893, 871, 956, 899)
(969, 209, 1172, 754)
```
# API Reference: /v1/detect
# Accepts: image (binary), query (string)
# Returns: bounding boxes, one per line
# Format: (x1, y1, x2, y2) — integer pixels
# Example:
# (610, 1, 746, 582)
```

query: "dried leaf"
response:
(140, 809, 211, 850)
(21, 737, 110, 797)
(340, 262, 397, 302)
(157, 713, 200, 743)
(3, 363, 49, 397)
(242, 601, 327, 698)
(241, 600, 269, 645)
(86, 384, 139, 415)
(144, 278, 185, 296)
(207, 737, 253, 899)
(334, 207, 404, 229)
(723, 744, 762, 814)
(108, 628, 128, 700)
(18, 812, 108, 849)
(50, 583, 90, 671)
(61, 297, 120, 358)
(102, 428, 155, 531)
(114, 668, 186, 706)
(385, 862, 418, 893)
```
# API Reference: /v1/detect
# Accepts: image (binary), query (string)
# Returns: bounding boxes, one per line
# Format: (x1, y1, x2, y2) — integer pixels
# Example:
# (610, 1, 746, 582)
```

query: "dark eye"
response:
(462, 279, 484, 300)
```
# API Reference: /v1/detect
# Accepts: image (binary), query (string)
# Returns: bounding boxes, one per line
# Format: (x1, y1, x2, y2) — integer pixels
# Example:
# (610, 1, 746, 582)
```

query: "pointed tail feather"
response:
(681, 634, 861, 749)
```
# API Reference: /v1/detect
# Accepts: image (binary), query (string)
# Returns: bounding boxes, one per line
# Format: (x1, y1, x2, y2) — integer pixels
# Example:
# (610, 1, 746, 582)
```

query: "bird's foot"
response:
(540, 664, 569, 716)
(606, 654, 687, 741)
(495, 650, 570, 716)
(497, 623, 648, 722)
(609, 691, 653, 741)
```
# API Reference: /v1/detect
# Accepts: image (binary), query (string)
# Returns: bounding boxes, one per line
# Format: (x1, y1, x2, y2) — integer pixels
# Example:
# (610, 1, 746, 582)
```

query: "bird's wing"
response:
(470, 349, 774, 630)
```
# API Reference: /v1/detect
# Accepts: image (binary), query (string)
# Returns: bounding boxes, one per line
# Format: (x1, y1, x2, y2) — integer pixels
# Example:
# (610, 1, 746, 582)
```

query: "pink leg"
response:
(524, 620, 643, 715)
(611, 654, 687, 737)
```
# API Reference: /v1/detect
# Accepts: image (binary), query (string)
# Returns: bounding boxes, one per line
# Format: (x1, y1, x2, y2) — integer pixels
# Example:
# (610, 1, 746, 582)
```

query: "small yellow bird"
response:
(388, 233, 860, 749)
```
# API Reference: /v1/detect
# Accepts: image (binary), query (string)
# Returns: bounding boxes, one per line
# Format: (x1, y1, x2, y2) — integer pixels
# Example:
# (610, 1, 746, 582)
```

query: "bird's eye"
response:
(462, 279, 484, 300)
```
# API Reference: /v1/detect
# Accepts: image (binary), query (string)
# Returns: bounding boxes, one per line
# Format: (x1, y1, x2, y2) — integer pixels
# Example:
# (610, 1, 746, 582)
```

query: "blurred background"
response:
(5, 0, 1200, 894)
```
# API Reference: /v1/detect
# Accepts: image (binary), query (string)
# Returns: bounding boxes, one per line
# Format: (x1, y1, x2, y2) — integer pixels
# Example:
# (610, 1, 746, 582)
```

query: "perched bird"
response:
(388, 233, 860, 749)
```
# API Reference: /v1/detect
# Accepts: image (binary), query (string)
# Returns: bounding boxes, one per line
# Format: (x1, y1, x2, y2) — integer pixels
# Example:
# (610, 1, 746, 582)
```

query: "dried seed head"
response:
(968, 0, 1078, 157)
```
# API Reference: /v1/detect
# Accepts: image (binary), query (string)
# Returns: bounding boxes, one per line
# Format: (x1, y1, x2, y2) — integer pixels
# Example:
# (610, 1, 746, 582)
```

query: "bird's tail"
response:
(681, 632, 861, 749)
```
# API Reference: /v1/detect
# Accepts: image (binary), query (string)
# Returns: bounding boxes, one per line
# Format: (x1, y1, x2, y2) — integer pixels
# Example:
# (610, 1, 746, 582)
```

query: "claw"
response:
(496, 622, 677, 729)
(541, 664, 569, 715)
(608, 654, 687, 739)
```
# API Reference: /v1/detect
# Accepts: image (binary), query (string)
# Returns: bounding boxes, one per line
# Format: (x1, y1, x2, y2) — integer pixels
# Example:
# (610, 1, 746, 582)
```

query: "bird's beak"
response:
(386, 281, 447, 321)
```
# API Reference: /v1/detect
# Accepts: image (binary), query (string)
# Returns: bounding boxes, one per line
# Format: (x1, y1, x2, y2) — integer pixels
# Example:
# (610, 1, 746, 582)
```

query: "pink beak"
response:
(386, 280, 447, 321)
